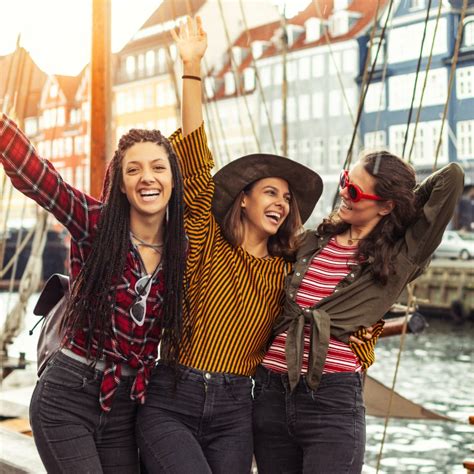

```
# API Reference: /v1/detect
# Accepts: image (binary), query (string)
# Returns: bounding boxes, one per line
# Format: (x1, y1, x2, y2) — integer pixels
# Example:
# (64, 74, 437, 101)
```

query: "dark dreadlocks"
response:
(62, 128, 188, 363)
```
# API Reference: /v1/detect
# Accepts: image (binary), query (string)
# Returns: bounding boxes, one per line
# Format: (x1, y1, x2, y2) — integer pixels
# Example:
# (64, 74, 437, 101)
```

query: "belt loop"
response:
(180, 366, 190, 381)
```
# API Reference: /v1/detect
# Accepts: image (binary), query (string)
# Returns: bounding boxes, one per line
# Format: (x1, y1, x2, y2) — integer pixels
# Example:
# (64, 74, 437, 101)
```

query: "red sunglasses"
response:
(339, 170, 383, 202)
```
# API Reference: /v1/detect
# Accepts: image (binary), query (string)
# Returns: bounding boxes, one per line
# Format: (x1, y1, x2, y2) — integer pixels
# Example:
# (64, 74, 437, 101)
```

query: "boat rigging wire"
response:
(434, 0, 469, 171)
(402, 0, 434, 157)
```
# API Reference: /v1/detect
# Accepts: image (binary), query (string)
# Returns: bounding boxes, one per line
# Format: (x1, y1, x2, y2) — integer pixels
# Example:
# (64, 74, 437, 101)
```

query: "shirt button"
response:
(130, 341, 135, 346)
(296, 272, 301, 276)
(204, 372, 211, 381)
(290, 292, 294, 297)
(350, 273, 354, 277)
(305, 308, 310, 313)
(302, 258, 307, 263)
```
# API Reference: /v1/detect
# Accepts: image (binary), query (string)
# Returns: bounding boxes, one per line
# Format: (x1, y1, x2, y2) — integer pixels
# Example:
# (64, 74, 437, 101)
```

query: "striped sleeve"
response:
(169, 123, 214, 220)
(349, 320, 385, 370)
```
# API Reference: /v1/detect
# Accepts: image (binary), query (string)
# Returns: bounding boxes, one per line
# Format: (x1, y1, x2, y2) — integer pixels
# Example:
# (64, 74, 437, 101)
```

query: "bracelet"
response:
(182, 75, 202, 82)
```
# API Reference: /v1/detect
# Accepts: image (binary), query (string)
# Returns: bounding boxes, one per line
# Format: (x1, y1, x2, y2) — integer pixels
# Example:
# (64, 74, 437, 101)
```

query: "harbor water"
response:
(1, 293, 473, 473)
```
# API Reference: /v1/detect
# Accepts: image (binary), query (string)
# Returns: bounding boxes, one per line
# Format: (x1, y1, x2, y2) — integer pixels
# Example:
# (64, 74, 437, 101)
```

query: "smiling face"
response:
(337, 162, 393, 229)
(120, 141, 173, 221)
(241, 177, 291, 239)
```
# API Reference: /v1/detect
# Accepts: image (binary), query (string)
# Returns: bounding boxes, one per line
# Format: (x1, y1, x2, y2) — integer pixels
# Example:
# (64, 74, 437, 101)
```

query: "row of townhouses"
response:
(1, 0, 472, 228)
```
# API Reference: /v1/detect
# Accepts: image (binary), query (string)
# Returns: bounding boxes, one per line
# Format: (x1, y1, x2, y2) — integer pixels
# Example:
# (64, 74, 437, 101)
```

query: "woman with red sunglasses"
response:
(253, 151, 464, 473)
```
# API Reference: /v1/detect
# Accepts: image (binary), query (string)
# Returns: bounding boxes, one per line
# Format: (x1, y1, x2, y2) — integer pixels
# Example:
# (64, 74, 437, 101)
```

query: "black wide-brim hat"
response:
(212, 153, 323, 225)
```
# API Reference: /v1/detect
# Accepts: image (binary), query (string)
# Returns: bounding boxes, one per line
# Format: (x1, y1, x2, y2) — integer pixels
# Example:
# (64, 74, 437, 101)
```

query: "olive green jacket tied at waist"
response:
(273, 163, 465, 392)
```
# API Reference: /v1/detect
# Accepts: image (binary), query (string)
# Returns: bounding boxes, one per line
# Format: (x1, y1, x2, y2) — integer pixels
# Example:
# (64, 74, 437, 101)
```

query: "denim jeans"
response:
(136, 362, 254, 474)
(29, 351, 139, 474)
(253, 365, 366, 474)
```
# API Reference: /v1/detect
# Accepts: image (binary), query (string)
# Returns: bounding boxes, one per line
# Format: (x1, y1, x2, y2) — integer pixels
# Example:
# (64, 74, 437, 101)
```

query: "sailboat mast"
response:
(280, 6, 288, 156)
(90, 0, 112, 198)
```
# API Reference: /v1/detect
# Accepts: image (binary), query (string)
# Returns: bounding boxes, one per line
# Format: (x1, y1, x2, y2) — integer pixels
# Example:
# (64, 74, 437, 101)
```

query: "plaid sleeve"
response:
(349, 319, 385, 370)
(0, 114, 102, 240)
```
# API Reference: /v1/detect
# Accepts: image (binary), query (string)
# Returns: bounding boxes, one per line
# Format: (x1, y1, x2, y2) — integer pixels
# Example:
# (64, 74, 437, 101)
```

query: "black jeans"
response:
(136, 362, 254, 474)
(29, 351, 139, 474)
(253, 365, 366, 474)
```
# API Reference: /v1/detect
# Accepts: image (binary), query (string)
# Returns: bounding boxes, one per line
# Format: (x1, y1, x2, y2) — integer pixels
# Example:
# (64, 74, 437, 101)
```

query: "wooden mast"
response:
(90, 0, 112, 198)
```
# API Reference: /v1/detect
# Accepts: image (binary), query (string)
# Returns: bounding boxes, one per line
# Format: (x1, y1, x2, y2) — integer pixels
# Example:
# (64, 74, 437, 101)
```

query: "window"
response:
(457, 66, 474, 99)
(273, 99, 283, 124)
(463, 20, 474, 48)
(287, 60, 297, 82)
(65, 137, 73, 156)
(244, 68, 255, 91)
(389, 69, 447, 110)
(388, 19, 448, 63)
(224, 72, 235, 95)
(57, 107, 65, 126)
(145, 86, 154, 108)
(260, 66, 271, 87)
(329, 52, 341, 75)
(75, 136, 84, 155)
(157, 48, 167, 72)
(145, 50, 155, 75)
(299, 57, 311, 80)
(329, 136, 342, 169)
(24, 118, 37, 136)
(135, 89, 144, 111)
(364, 81, 385, 113)
(312, 55, 324, 77)
(364, 131, 386, 149)
(312, 92, 324, 118)
(305, 18, 322, 43)
(457, 120, 474, 159)
(137, 54, 145, 75)
(343, 49, 357, 73)
(329, 90, 341, 117)
(50, 83, 58, 98)
(274, 63, 283, 85)
(410, 0, 425, 9)
(299, 94, 310, 121)
(287, 97, 296, 123)
(205, 77, 215, 99)
(389, 120, 448, 165)
(369, 38, 385, 69)
(126, 56, 136, 78)
(312, 137, 324, 166)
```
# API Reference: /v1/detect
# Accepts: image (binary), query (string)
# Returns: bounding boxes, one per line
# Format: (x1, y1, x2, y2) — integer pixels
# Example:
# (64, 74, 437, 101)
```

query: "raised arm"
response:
(405, 162, 464, 266)
(0, 113, 101, 241)
(171, 16, 207, 136)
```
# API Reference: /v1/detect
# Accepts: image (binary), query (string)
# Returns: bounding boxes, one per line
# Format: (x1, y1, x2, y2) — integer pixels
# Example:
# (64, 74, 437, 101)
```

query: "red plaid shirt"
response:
(0, 114, 163, 412)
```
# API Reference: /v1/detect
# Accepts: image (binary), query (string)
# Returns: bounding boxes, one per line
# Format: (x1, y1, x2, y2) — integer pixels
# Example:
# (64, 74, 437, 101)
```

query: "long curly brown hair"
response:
(62, 129, 188, 362)
(221, 180, 303, 260)
(317, 150, 421, 284)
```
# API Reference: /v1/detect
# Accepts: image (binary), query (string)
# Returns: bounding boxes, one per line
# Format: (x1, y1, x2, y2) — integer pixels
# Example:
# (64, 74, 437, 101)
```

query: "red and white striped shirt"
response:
(262, 237, 363, 374)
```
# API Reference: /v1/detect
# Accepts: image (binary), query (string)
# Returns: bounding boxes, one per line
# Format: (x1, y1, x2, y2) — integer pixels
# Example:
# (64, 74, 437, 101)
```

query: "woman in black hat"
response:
(136, 16, 377, 474)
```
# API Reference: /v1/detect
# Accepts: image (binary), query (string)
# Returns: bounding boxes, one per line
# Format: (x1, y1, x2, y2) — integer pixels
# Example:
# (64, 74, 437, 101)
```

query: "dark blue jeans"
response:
(29, 351, 139, 473)
(136, 362, 254, 474)
(253, 365, 366, 474)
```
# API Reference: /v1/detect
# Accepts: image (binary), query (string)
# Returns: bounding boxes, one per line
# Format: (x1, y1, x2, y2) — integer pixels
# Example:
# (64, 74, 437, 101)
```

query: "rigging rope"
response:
(407, 1, 444, 163)
(434, 0, 469, 170)
(238, 0, 278, 154)
(216, 0, 262, 152)
(402, 0, 434, 157)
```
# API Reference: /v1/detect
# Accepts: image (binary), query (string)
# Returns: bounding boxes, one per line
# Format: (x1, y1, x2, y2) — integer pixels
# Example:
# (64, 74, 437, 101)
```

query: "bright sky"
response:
(0, 0, 163, 76)
(0, 0, 308, 76)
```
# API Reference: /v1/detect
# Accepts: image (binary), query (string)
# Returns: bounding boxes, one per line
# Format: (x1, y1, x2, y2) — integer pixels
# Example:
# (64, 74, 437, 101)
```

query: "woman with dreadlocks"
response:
(0, 114, 188, 473)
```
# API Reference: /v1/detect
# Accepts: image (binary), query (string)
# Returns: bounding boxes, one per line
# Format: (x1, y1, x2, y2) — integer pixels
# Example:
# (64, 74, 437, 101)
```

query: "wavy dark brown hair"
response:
(62, 129, 188, 363)
(317, 150, 421, 284)
(221, 179, 303, 260)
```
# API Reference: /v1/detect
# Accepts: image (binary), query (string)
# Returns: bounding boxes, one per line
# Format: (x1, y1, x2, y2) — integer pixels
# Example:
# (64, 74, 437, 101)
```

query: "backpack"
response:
(32, 273, 70, 376)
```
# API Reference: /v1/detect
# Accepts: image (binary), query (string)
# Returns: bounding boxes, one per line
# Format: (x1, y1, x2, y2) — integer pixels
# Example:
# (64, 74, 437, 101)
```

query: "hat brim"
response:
(212, 153, 323, 225)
